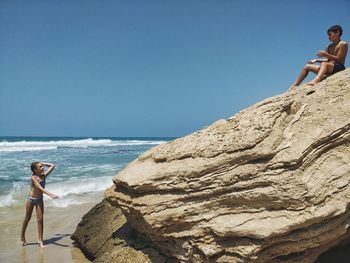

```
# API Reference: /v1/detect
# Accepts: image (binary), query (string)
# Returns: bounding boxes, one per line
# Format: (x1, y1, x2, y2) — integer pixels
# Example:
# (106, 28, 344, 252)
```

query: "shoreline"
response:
(0, 199, 98, 263)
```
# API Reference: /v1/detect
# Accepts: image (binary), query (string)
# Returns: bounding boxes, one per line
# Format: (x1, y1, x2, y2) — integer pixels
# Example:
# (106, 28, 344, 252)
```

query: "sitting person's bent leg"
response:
(307, 62, 334, 86)
(290, 63, 319, 88)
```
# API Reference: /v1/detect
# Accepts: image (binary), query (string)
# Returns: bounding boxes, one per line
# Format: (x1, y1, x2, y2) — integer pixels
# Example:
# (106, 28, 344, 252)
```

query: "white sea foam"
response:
(0, 192, 17, 207)
(42, 176, 113, 207)
(0, 138, 166, 152)
(110, 140, 167, 146)
(0, 177, 113, 208)
(50, 176, 112, 197)
(46, 196, 85, 208)
(0, 146, 58, 152)
(0, 182, 27, 207)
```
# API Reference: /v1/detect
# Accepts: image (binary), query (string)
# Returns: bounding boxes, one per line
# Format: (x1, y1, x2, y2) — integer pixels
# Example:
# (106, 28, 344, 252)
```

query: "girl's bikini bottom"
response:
(28, 196, 43, 205)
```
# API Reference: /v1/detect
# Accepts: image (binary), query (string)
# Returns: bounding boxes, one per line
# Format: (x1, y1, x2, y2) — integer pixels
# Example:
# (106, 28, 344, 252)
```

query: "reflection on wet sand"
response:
(21, 246, 44, 263)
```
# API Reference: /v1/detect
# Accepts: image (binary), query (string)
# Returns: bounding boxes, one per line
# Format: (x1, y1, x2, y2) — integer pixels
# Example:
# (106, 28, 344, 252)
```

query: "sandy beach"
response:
(0, 199, 98, 263)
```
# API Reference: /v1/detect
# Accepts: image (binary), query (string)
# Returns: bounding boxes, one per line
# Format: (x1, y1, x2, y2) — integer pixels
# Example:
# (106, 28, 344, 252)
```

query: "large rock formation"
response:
(74, 69, 350, 262)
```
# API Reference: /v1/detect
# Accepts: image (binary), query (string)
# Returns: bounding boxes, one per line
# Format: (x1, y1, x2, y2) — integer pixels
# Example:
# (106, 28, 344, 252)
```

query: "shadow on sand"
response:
(44, 233, 71, 247)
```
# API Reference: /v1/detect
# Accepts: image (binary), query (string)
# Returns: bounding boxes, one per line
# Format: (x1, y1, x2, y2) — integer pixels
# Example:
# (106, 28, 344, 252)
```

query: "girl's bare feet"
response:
(38, 240, 45, 248)
(21, 237, 27, 246)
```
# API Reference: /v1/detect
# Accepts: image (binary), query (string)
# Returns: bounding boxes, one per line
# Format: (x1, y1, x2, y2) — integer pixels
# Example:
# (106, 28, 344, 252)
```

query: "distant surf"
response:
(0, 138, 167, 152)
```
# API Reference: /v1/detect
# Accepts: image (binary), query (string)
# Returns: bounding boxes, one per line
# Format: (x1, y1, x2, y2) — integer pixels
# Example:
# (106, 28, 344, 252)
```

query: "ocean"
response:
(0, 137, 173, 210)
(0, 137, 177, 261)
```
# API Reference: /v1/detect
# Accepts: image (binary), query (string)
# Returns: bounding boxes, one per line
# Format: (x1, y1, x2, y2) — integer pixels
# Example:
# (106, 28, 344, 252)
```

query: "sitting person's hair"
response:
(327, 25, 343, 36)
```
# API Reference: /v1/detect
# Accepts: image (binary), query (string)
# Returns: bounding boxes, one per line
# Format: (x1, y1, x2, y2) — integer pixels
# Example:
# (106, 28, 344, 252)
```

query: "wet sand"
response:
(0, 201, 97, 263)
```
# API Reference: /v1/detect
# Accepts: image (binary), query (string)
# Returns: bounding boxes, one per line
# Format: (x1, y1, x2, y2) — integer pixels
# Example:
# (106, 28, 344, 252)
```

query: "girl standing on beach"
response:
(20, 162, 59, 248)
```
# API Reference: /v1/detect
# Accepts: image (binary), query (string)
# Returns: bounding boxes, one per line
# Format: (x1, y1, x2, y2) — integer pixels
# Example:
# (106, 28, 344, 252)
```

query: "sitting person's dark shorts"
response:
(333, 62, 345, 74)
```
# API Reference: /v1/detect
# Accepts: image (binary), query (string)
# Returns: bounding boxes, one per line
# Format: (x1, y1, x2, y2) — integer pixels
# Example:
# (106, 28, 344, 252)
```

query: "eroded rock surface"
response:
(71, 199, 172, 262)
(104, 69, 350, 262)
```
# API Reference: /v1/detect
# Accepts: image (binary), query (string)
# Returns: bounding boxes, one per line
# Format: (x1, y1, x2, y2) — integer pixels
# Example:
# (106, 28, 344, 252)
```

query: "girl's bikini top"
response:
(39, 178, 46, 188)
(31, 175, 46, 189)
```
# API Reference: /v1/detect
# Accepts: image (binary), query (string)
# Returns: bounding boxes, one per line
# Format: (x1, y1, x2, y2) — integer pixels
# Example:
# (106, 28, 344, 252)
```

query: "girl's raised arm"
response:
(42, 163, 55, 177)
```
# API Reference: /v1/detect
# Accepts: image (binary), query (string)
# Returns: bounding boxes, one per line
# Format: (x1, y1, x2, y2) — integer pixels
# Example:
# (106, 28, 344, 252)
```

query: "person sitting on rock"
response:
(290, 25, 348, 89)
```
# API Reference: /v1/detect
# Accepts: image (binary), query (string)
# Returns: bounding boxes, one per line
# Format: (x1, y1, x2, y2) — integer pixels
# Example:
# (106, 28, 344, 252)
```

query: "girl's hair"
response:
(31, 162, 40, 173)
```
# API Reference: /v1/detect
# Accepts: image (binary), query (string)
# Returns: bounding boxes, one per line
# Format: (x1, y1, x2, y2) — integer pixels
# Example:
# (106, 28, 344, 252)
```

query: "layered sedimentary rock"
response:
(103, 69, 350, 262)
(73, 69, 350, 262)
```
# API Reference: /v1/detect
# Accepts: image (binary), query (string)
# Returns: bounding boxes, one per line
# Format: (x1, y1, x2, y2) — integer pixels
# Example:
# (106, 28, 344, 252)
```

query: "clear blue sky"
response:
(1, 0, 349, 137)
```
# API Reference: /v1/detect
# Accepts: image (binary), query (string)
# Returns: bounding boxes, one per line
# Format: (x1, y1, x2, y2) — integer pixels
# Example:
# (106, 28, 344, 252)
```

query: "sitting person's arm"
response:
(317, 42, 348, 63)
(308, 58, 328, 64)
(308, 45, 332, 64)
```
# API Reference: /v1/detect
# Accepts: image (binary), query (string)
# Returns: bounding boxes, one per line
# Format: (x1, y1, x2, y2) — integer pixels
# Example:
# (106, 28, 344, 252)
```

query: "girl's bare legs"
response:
(290, 64, 319, 89)
(36, 201, 45, 248)
(21, 200, 34, 246)
(306, 62, 334, 85)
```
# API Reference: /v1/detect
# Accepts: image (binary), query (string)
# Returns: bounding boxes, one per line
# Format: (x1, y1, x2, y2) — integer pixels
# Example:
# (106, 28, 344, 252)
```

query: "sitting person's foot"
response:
(289, 85, 298, 90)
(306, 78, 321, 86)
(306, 81, 316, 86)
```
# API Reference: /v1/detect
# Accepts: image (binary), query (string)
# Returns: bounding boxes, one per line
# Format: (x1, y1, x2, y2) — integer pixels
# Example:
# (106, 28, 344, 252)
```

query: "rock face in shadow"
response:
(71, 198, 173, 262)
(73, 69, 350, 263)
(316, 240, 350, 262)
(104, 69, 350, 262)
